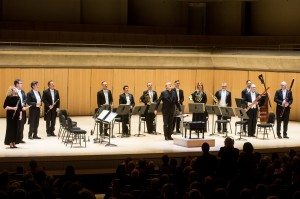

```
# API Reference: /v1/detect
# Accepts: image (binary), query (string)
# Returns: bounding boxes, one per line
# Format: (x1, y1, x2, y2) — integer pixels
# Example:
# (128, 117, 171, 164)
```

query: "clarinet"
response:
(12, 99, 20, 119)
(45, 99, 60, 115)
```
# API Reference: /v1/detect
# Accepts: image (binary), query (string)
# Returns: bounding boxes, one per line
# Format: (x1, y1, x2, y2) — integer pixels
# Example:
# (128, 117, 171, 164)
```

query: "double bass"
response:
(258, 74, 271, 124)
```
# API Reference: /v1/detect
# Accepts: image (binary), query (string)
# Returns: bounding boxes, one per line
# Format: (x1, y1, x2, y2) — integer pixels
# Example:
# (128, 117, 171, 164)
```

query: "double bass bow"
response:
(258, 74, 271, 123)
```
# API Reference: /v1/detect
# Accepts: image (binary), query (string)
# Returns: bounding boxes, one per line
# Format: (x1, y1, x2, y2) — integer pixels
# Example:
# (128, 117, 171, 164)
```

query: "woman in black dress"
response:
(3, 86, 22, 148)
(191, 82, 208, 131)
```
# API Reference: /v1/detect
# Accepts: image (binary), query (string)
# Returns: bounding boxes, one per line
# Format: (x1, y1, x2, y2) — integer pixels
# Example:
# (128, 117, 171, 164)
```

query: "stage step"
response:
(173, 137, 215, 148)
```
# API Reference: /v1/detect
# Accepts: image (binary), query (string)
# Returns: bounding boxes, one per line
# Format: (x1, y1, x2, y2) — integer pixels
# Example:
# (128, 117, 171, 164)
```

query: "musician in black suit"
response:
(27, 81, 42, 139)
(14, 79, 27, 143)
(241, 80, 252, 132)
(97, 81, 113, 136)
(274, 81, 293, 139)
(42, 80, 60, 137)
(140, 82, 158, 134)
(172, 80, 184, 133)
(155, 82, 182, 140)
(119, 85, 135, 136)
(244, 84, 265, 137)
(215, 82, 232, 133)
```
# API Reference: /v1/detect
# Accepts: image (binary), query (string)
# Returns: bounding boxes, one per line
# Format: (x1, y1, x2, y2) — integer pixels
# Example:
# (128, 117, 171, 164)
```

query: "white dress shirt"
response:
(220, 90, 227, 107)
(33, 90, 41, 104)
(103, 90, 109, 105)
(50, 89, 55, 103)
(126, 94, 130, 105)
(16, 89, 24, 106)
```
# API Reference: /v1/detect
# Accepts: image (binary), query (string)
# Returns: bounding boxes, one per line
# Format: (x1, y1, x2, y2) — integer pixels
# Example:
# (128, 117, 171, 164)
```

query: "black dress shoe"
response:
(20, 140, 26, 144)
(283, 136, 289, 139)
(165, 137, 169, 141)
(278, 135, 282, 139)
(168, 137, 173, 140)
(33, 136, 41, 139)
(51, 133, 57, 137)
(28, 136, 33, 140)
(47, 134, 51, 137)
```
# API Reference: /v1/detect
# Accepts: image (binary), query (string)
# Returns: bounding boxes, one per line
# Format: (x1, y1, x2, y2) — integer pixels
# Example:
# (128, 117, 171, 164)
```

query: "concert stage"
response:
(0, 115, 299, 175)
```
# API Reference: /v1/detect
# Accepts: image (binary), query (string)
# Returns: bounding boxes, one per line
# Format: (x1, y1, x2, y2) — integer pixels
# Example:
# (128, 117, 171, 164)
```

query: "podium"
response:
(131, 105, 147, 137)
(103, 112, 118, 147)
(235, 108, 249, 141)
(115, 104, 131, 138)
(219, 107, 235, 137)
(205, 105, 221, 136)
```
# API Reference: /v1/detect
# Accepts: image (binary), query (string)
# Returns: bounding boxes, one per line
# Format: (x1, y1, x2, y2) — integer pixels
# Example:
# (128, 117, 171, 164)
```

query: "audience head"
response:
(224, 137, 234, 147)
(201, 142, 210, 153)
(243, 142, 254, 153)
(188, 189, 202, 199)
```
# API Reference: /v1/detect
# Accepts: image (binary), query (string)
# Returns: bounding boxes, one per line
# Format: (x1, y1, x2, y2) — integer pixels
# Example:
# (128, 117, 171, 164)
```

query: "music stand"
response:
(153, 103, 163, 135)
(219, 107, 235, 137)
(103, 112, 118, 147)
(235, 98, 243, 108)
(132, 105, 147, 137)
(94, 109, 110, 143)
(235, 108, 249, 141)
(116, 105, 131, 138)
(174, 105, 184, 135)
(206, 105, 220, 136)
(148, 103, 158, 134)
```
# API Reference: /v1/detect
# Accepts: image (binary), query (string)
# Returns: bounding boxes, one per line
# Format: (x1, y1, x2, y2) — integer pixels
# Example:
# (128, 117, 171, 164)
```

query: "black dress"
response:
(3, 95, 21, 145)
(191, 91, 208, 131)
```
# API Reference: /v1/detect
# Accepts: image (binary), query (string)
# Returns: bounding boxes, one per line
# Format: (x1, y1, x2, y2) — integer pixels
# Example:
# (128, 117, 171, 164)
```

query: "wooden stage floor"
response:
(0, 114, 299, 174)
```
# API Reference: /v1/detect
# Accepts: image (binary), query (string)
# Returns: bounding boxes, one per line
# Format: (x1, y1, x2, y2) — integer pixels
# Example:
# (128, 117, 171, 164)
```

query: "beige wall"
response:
(1, 68, 298, 121)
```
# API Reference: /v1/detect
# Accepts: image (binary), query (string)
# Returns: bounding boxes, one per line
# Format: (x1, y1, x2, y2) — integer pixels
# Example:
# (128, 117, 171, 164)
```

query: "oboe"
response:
(45, 99, 60, 115)
(12, 99, 20, 119)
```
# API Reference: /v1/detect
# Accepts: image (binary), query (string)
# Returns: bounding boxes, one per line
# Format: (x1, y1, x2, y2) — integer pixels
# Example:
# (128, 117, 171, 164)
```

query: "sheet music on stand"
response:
(116, 104, 131, 137)
(235, 98, 244, 108)
(188, 103, 205, 113)
(131, 105, 147, 137)
(103, 112, 118, 147)
(234, 107, 249, 141)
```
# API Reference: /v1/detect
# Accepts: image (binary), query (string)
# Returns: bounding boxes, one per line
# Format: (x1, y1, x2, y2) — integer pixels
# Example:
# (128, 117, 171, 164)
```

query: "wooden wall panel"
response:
(179, 70, 196, 112)
(90, 69, 114, 110)
(155, 69, 179, 95)
(113, 69, 135, 106)
(20, 68, 45, 92)
(248, 71, 266, 94)
(44, 69, 68, 112)
(134, 69, 156, 106)
(213, 70, 248, 107)
(68, 69, 91, 115)
(196, 70, 214, 104)
(0, 68, 21, 117)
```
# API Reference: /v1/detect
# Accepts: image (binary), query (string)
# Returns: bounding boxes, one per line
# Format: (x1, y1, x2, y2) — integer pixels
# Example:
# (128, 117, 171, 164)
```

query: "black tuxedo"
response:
(119, 93, 135, 135)
(17, 89, 27, 142)
(172, 88, 184, 132)
(97, 89, 113, 135)
(241, 88, 251, 132)
(244, 92, 263, 136)
(215, 90, 232, 132)
(27, 90, 42, 138)
(97, 89, 113, 107)
(156, 89, 182, 139)
(140, 90, 158, 133)
(42, 89, 60, 136)
(274, 89, 293, 137)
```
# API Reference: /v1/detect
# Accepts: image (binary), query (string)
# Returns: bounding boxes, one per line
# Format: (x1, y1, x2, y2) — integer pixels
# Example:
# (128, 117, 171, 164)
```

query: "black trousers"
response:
(247, 108, 258, 136)
(17, 110, 26, 142)
(276, 106, 290, 136)
(46, 108, 57, 135)
(29, 108, 40, 137)
(145, 108, 155, 133)
(163, 112, 175, 138)
(122, 114, 130, 135)
(173, 116, 181, 132)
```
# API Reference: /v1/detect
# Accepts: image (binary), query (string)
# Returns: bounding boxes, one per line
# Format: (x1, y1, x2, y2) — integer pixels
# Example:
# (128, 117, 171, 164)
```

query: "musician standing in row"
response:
(140, 82, 157, 134)
(42, 80, 60, 137)
(274, 81, 293, 139)
(155, 82, 182, 141)
(119, 85, 135, 137)
(172, 80, 184, 134)
(191, 82, 208, 132)
(244, 84, 264, 137)
(215, 83, 232, 133)
(3, 86, 22, 148)
(97, 81, 113, 136)
(241, 80, 252, 133)
(27, 81, 42, 139)
(14, 79, 27, 144)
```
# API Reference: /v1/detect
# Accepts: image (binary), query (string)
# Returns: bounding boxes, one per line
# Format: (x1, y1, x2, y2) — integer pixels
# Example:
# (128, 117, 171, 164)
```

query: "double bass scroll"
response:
(258, 74, 271, 124)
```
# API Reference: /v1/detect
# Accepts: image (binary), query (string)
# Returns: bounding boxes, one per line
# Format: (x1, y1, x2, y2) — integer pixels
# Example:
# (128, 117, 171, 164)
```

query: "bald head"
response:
(165, 82, 172, 91)
(281, 81, 287, 90)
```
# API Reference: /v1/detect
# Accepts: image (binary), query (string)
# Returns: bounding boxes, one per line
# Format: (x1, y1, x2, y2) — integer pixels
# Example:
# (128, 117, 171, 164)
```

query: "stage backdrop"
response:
(0, 68, 298, 121)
